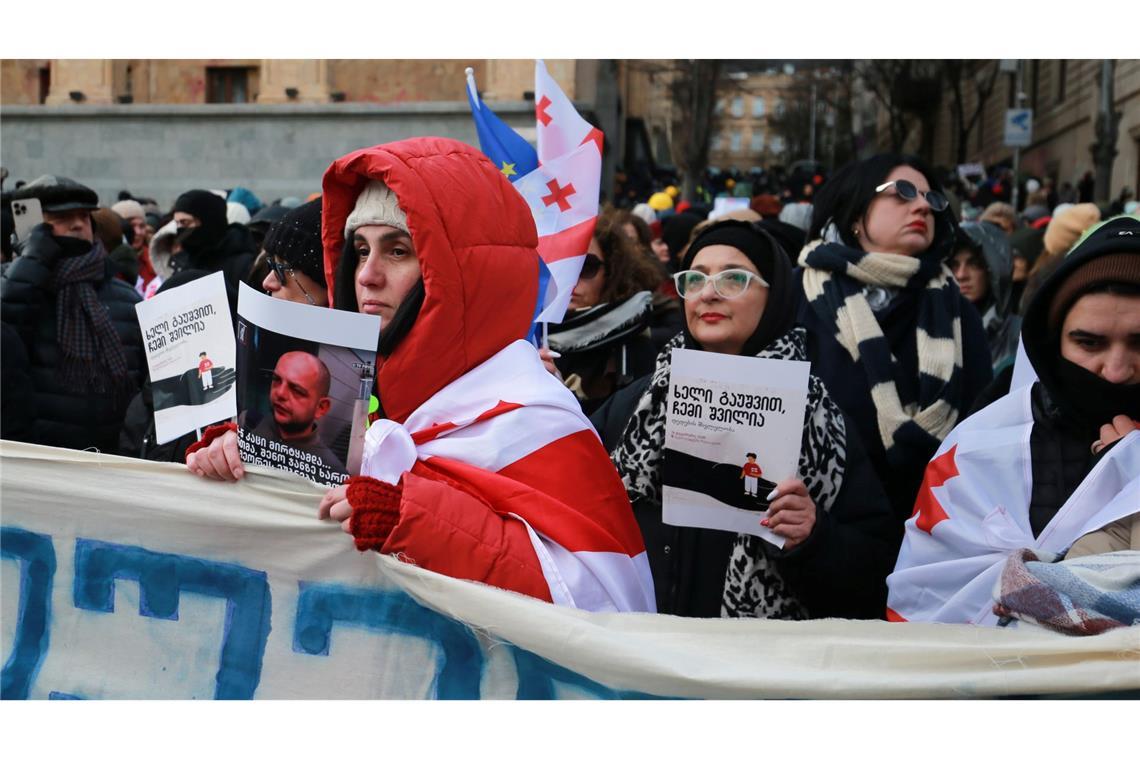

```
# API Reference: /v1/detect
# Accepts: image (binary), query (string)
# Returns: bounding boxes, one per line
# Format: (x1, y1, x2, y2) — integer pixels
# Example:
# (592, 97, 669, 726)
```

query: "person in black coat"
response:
(795, 154, 993, 525)
(0, 175, 145, 452)
(171, 189, 257, 313)
(596, 220, 897, 620)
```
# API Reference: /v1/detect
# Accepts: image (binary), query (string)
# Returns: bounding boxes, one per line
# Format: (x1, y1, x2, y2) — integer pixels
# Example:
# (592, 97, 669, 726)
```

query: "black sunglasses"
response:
(875, 179, 949, 212)
(579, 253, 605, 280)
(266, 256, 316, 305)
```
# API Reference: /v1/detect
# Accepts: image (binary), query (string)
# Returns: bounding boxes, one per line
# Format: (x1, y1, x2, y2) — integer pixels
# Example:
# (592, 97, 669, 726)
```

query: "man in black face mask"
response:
(170, 189, 257, 312)
(1019, 214, 1140, 537)
(1, 175, 145, 452)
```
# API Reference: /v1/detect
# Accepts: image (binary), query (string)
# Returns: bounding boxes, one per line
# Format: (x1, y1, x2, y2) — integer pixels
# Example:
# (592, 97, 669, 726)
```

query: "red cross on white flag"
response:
(535, 59, 604, 164)
(513, 139, 601, 323)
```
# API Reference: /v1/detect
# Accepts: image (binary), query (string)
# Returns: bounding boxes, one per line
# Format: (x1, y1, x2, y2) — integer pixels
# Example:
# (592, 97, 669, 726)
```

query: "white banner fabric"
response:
(2, 441, 1137, 699)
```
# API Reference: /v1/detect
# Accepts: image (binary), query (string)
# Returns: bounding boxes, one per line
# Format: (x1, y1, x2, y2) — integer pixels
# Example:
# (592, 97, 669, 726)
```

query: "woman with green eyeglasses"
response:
(593, 219, 896, 619)
(798, 154, 993, 528)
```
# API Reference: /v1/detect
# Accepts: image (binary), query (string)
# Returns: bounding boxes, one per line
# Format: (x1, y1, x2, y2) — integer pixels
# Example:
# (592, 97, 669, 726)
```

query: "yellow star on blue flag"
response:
(466, 68, 537, 184)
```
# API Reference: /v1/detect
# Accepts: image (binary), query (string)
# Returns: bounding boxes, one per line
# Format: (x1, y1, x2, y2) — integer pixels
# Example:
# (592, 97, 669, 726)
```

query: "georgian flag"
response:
(534, 59, 604, 163)
(886, 385, 1140, 626)
(512, 141, 601, 323)
(361, 339, 655, 613)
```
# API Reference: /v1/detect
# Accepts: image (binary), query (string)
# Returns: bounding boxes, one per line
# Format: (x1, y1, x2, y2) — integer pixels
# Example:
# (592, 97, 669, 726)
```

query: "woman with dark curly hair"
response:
(544, 209, 681, 414)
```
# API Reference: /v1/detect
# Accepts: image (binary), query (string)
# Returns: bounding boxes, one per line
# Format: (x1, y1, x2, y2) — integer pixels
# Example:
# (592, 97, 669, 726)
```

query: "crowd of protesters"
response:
(2, 140, 1137, 633)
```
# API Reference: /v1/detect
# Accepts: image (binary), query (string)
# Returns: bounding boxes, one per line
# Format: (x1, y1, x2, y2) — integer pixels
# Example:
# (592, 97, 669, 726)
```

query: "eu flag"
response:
(465, 67, 538, 184)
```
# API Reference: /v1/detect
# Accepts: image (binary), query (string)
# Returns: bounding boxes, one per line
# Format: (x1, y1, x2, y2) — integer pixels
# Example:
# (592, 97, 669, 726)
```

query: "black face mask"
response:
(1052, 356, 1140, 428)
(174, 223, 223, 258)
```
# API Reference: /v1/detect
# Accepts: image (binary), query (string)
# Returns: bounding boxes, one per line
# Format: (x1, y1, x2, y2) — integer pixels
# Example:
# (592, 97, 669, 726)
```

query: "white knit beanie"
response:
(344, 179, 409, 235)
(111, 199, 145, 221)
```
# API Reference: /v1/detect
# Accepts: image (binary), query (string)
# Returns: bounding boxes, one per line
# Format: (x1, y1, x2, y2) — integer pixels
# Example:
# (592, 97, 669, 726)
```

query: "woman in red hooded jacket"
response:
(187, 138, 654, 613)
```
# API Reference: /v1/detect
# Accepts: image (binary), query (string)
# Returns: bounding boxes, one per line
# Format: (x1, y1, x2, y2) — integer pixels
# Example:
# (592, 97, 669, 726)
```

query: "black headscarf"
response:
(172, 190, 228, 255)
(678, 220, 795, 356)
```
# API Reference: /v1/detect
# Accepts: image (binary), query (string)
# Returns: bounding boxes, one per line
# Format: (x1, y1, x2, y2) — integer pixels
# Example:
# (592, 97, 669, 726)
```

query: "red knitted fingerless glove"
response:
(184, 421, 238, 460)
(347, 476, 403, 552)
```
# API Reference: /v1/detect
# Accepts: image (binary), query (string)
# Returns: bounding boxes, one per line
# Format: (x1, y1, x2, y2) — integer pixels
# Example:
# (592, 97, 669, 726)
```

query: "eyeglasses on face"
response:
(672, 268, 769, 300)
(874, 179, 949, 212)
(578, 253, 605, 280)
(267, 256, 316, 305)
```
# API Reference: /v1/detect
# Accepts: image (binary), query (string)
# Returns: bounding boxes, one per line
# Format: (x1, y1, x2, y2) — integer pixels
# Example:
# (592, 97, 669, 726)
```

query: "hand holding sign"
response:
(186, 425, 245, 482)
(762, 478, 817, 549)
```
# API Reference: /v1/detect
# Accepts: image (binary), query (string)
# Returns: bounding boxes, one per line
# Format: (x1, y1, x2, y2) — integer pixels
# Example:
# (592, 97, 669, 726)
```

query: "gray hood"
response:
(960, 220, 1013, 315)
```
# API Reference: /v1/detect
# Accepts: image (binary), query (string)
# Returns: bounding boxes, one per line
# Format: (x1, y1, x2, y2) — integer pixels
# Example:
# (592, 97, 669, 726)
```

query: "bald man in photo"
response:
(251, 351, 344, 471)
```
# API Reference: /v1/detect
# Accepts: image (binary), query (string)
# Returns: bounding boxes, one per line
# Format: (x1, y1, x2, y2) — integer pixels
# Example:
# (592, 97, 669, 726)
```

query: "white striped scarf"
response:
(798, 239, 964, 467)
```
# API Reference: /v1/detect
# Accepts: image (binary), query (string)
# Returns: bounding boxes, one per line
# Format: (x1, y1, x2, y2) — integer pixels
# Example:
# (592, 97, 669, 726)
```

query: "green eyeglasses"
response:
(672, 268, 769, 300)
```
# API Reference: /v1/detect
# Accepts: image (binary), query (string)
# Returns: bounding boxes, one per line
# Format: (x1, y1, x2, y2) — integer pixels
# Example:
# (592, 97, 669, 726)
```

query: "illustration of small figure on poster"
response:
(741, 453, 762, 497)
(198, 351, 214, 390)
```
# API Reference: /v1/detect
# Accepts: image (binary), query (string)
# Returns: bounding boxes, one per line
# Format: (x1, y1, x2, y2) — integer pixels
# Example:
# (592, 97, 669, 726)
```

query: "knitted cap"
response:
(263, 198, 324, 284)
(172, 189, 228, 229)
(1048, 251, 1140, 330)
(1044, 203, 1100, 257)
(344, 179, 408, 235)
(631, 203, 656, 225)
(226, 202, 251, 226)
(648, 192, 674, 212)
(111, 199, 145, 221)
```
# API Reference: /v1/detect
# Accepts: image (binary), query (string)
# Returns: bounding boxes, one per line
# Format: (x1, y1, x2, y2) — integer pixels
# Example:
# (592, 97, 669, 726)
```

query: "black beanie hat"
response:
(172, 190, 229, 258)
(172, 189, 228, 229)
(679, 219, 795, 355)
(263, 198, 324, 284)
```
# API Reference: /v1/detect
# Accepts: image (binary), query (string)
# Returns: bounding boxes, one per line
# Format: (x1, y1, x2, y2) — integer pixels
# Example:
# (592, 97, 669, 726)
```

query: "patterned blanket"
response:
(994, 549, 1140, 635)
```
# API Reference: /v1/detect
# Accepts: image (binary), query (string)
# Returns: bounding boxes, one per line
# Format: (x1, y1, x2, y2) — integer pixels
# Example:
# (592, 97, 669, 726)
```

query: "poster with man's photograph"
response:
(134, 271, 237, 444)
(662, 348, 810, 547)
(235, 283, 381, 487)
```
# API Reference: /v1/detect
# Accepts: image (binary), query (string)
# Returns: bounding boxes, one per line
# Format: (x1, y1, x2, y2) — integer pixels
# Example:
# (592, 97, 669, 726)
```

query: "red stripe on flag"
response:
(410, 401, 524, 446)
(580, 127, 604, 154)
(885, 608, 908, 623)
(411, 421, 457, 445)
(537, 217, 596, 264)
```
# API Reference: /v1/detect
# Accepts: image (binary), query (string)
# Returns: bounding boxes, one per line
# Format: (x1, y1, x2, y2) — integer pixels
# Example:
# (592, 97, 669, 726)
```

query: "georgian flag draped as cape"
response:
(361, 340, 656, 613)
(887, 384, 1140, 626)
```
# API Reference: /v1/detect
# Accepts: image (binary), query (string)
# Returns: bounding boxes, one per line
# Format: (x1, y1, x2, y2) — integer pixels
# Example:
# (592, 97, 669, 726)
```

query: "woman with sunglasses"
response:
(596, 219, 896, 619)
(258, 198, 329, 306)
(543, 210, 676, 414)
(187, 137, 654, 613)
(798, 154, 993, 528)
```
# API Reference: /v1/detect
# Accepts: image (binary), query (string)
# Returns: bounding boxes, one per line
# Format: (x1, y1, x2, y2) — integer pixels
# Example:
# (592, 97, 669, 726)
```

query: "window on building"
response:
(750, 132, 765, 152)
(715, 99, 725, 115)
(771, 135, 785, 155)
(730, 131, 742, 153)
(38, 67, 50, 104)
(775, 100, 786, 118)
(752, 97, 766, 117)
(206, 67, 254, 104)
(711, 133, 724, 151)
(731, 97, 743, 117)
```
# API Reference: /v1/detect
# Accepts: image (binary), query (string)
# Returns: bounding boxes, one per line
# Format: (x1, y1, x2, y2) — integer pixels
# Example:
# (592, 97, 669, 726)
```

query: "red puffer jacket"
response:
(319, 138, 654, 612)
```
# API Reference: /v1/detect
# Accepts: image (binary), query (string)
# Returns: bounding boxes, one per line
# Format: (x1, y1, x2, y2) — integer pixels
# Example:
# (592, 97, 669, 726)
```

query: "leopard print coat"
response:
(611, 328, 847, 619)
